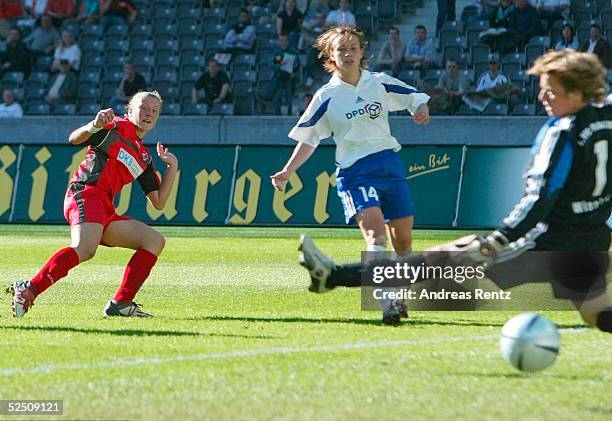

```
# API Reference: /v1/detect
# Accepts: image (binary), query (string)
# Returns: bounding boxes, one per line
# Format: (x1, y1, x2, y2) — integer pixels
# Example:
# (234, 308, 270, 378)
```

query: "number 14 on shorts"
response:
(358, 186, 379, 202)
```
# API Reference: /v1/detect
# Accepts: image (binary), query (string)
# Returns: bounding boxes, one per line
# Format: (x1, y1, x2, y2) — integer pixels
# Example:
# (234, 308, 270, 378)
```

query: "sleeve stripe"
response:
(547, 136, 573, 195)
(382, 83, 420, 95)
(298, 98, 331, 128)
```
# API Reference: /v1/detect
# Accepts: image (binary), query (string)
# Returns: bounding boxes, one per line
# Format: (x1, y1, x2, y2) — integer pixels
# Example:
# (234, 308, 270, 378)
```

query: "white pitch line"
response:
(0, 328, 589, 376)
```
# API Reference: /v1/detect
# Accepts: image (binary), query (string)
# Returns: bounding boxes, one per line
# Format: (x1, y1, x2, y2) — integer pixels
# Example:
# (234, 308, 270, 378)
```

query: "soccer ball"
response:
(499, 313, 560, 372)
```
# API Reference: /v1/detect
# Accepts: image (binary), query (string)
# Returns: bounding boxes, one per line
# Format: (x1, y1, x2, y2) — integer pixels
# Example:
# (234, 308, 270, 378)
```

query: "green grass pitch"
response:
(0, 225, 610, 420)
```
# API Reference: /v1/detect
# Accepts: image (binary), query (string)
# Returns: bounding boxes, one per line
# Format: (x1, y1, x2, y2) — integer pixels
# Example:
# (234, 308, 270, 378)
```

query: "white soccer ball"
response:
(499, 313, 560, 372)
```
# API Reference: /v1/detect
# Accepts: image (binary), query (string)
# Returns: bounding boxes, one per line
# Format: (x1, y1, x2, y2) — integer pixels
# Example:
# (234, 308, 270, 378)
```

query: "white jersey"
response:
(288, 70, 430, 168)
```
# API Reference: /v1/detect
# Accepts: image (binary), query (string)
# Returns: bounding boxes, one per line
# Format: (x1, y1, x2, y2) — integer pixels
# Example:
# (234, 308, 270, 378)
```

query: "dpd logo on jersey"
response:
(345, 101, 383, 120)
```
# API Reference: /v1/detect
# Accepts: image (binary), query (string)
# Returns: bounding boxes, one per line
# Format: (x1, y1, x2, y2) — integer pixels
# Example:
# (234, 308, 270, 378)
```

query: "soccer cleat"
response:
(103, 300, 152, 317)
(298, 234, 336, 293)
(382, 299, 408, 326)
(10, 280, 36, 318)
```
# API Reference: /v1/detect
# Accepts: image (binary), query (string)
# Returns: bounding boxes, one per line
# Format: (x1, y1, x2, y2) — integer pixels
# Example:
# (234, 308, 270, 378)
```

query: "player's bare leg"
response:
(355, 207, 403, 325)
(386, 216, 413, 255)
(11, 222, 102, 318)
(100, 219, 165, 317)
(573, 291, 612, 332)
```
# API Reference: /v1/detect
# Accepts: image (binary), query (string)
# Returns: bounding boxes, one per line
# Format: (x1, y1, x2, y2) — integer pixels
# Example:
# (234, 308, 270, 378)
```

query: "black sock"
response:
(329, 263, 363, 288)
(329, 254, 428, 288)
(596, 307, 612, 333)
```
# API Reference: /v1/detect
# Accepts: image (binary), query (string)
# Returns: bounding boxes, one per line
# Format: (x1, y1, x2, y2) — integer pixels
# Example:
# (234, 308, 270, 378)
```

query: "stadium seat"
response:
(27, 72, 49, 85)
(397, 68, 420, 86)
(255, 22, 276, 36)
(177, 4, 201, 20)
(233, 95, 255, 116)
(441, 36, 467, 50)
(378, 0, 398, 22)
(2, 71, 24, 86)
(443, 45, 464, 63)
(232, 81, 253, 96)
(526, 36, 551, 48)
(153, 7, 176, 21)
(481, 102, 508, 116)
(163, 102, 181, 115)
(525, 45, 545, 67)
(424, 69, 444, 86)
(181, 51, 205, 67)
(180, 38, 205, 53)
(455, 103, 478, 116)
(180, 81, 195, 98)
(80, 23, 103, 37)
(79, 71, 100, 84)
(204, 33, 224, 46)
(356, 12, 375, 36)
(131, 24, 153, 38)
(510, 103, 535, 116)
(203, 7, 225, 20)
(52, 103, 77, 115)
(232, 70, 256, 85)
(35, 56, 53, 71)
(78, 102, 101, 116)
(155, 53, 180, 69)
(26, 103, 51, 115)
(474, 62, 489, 81)
(104, 68, 123, 83)
(77, 84, 100, 101)
(209, 102, 234, 116)
(105, 39, 129, 53)
(25, 84, 45, 100)
(155, 39, 180, 53)
(181, 68, 200, 82)
(130, 50, 154, 65)
(130, 38, 154, 52)
(153, 23, 177, 38)
(439, 29, 461, 49)
(178, 22, 201, 38)
(256, 64, 274, 82)
(183, 102, 208, 115)
(107, 24, 128, 37)
(462, 68, 475, 86)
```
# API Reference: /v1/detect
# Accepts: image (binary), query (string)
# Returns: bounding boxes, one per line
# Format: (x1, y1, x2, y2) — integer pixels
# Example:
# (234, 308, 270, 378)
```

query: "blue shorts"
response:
(336, 149, 415, 224)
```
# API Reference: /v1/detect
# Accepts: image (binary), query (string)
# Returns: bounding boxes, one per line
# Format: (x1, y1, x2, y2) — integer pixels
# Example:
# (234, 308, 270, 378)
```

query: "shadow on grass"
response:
(0, 324, 278, 339)
(447, 371, 605, 381)
(179, 315, 518, 327)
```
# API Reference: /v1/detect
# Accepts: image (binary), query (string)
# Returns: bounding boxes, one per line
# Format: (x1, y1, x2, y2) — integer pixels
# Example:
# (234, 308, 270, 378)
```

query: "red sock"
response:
(114, 249, 158, 302)
(30, 247, 80, 295)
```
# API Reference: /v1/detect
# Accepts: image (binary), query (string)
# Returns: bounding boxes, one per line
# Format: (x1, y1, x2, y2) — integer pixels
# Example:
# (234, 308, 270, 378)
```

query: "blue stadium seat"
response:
(356, 12, 375, 36)
(154, 70, 178, 84)
(2, 71, 24, 86)
(232, 69, 256, 85)
(79, 71, 101, 84)
(27, 72, 49, 85)
(155, 53, 180, 68)
(52, 103, 77, 115)
(481, 102, 508, 116)
(181, 68, 200, 82)
(180, 38, 205, 52)
(26, 103, 51, 115)
(378, 0, 398, 22)
(153, 83, 178, 101)
(183, 102, 208, 115)
(163, 102, 181, 115)
(177, 4, 201, 20)
(78, 83, 100, 101)
(78, 102, 101, 116)
(153, 7, 176, 21)
(35, 55, 53, 71)
(181, 51, 205, 66)
(234, 94, 255, 116)
(455, 103, 478, 116)
(25, 84, 46, 100)
(131, 24, 153, 38)
(209, 102, 234, 116)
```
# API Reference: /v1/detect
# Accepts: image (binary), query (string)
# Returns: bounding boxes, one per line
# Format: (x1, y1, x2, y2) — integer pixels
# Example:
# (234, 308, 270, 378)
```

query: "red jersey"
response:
(69, 117, 160, 200)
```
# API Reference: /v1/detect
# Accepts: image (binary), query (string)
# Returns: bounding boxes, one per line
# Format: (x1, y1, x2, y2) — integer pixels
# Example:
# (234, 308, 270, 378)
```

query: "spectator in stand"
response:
(303, 0, 329, 25)
(52, 30, 80, 72)
(325, 0, 355, 27)
(579, 24, 611, 69)
(495, 0, 542, 54)
(479, 0, 514, 50)
(0, 28, 31, 78)
(1, 1, 24, 38)
(76, 0, 102, 23)
(45, 0, 76, 25)
(438, 58, 468, 113)
(299, 10, 327, 87)
(24, 14, 60, 58)
(100, 0, 137, 30)
(476, 53, 508, 91)
(534, 0, 569, 32)
(269, 33, 300, 115)
(110, 62, 147, 113)
(45, 58, 78, 105)
(192, 59, 232, 110)
(436, 0, 456, 35)
(277, 0, 304, 48)
(298, 91, 313, 116)
(375, 26, 405, 76)
(554, 22, 579, 51)
(0, 88, 23, 117)
(467, 0, 498, 23)
(404, 25, 435, 74)
(223, 8, 256, 54)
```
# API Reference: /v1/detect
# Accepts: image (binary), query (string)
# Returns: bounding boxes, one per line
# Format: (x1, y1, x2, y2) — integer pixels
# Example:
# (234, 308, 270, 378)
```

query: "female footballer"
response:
(11, 91, 178, 318)
(270, 26, 431, 324)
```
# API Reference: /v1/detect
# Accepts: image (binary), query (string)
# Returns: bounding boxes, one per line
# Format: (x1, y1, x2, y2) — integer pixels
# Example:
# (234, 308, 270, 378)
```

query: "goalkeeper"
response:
(299, 49, 612, 333)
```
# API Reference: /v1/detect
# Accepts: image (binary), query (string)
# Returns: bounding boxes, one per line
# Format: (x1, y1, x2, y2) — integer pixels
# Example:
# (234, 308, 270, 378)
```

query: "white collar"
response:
(329, 69, 371, 88)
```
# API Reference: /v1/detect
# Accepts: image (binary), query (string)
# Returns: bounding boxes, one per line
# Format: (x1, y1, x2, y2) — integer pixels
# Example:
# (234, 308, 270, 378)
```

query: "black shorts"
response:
(486, 228, 610, 301)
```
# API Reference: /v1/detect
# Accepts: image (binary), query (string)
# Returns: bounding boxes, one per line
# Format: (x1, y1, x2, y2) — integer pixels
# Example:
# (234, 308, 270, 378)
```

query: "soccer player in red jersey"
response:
(11, 91, 178, 318)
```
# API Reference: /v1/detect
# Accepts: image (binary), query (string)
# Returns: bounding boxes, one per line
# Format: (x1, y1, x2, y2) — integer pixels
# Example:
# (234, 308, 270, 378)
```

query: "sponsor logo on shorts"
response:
(345, 101, 382, 120)
(117, 148, 144, 179)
